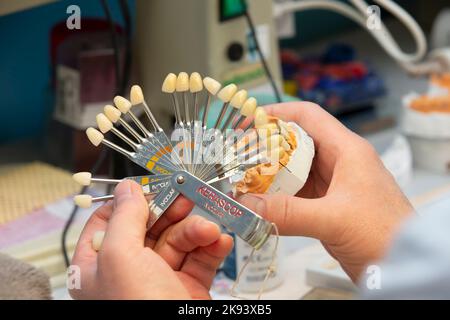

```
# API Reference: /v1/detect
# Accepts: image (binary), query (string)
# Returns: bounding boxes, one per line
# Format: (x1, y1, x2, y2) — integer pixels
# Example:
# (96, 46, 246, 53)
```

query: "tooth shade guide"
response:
(129, 84, 163, 132)
(104, 105, 122, 123)
(130, 85, 144, 105)
(114, 96, 132, 114)
(125, 108, 152, 138)
(254, 107, 269, 127)
(221, 90, 248, 130)
(78, 76, 305, 256)
(201, 77, 222, 127)
(89, 131, 134, 160)
(86, 128, 104, 146)
(217, 84, 238, 102)
(74, 195, 92, 208)
(96, 113, 113, 133)
(176, 72, 189, 92)
(72, 173, 122, 186)
(73, 172, 92, 186)
(116, 117, 144, 142)
(189, 72, 203, 93)
(97, 115, 139, 151)
(230, 90, 248, 109)
(162, 73, 177, 93)
(240, 97, 257, 117)
(203, 77, 222, 95)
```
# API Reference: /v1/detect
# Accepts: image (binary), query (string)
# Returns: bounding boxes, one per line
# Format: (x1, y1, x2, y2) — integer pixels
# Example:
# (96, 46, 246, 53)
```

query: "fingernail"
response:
(114, 180, 133, 207)
(237, 194, 266, 214)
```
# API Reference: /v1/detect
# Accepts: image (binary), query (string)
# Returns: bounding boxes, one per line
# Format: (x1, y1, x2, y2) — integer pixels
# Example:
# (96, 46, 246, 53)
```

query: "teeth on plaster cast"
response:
(86, 128, 104, 147)
(230, 90, 248, 108)
(240, 97, 257, 117)
(92, 230, 106, 251)
(73, 172, 92, 186)
(280, 137, 291, 151)
(265, 134, 290, 151)
(96, 113, 113, 134)
(217, 84, 238, 102)
(114, 96, 132, 114)
(257, 123, 279, 131)
(74, 195, 93, 208)
(203, 77, 222, 95)
(176, 72, 190, 92)
(162, 73, 177, 93)
(104, 105, 122, 123)
(189, 72, 203, 93)
(267, 147, 286, 163)
(267, 134, 283, 148)
(130, 85, 144, 105)
(254, 107, 269, 127)
(278, 119, 291, 139)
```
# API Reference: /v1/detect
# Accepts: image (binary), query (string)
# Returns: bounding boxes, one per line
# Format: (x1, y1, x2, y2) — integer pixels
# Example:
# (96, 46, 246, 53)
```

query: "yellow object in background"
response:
(283, 80, 298, 97)
(0, 162, 80, 224)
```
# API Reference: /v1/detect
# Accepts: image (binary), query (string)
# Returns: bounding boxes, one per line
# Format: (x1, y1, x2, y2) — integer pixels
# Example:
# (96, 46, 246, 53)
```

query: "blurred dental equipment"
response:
(273, 0, 450, 76)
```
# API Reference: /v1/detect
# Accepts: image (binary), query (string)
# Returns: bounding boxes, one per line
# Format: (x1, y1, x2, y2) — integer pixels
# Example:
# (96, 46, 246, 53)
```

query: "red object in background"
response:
(50, 19, 124, 73)
(78, 50, 119, 105)
(280, 50, 302, 67)
(294, 73, 319, 91)
(323, 62, 367, 81)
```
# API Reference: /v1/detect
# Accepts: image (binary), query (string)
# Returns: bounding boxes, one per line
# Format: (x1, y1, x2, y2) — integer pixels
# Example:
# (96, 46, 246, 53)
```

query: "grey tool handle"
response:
(170, 171, 273, 249)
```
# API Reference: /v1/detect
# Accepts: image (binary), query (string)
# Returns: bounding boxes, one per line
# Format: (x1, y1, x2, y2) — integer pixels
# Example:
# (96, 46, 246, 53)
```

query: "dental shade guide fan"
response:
(73, 72, 315, 250)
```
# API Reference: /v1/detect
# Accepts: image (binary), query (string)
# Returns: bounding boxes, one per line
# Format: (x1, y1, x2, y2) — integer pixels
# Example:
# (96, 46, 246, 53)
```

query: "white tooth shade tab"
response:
(203, 77, 222, 95)
(217, 84, 238, 102)
(230, 90, 248, 108)
(189, 72, 203, 93)
(104, 105, 121, 123)
(114, 96, 132, 114)
(240, 97, 257, 117)
(162, 73, 177, 93)
(74, 195, 92, 208)
(86, 128, 104, 147)
(176, 72, 189, 92)
(96, 113, 113, 133)
(130, 85, 144, 105)
(92, 230, 106, 251)
(254, 107, 269, 127)
(73, 172, 92, 186)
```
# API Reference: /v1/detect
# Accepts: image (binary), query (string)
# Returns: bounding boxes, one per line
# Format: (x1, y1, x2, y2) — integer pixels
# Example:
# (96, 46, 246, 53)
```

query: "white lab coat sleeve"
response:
(359, 206, 450, 299)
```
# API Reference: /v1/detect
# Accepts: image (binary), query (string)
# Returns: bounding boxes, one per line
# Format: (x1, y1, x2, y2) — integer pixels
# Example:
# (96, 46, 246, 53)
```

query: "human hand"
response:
(238, 102, 414, 282)
(70, 180, 233, 299)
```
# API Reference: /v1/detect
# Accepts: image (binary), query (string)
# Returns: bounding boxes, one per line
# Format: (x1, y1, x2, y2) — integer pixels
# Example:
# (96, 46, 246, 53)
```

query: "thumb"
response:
(104, 180, 149, 248)
(238, 193, 334, 241)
